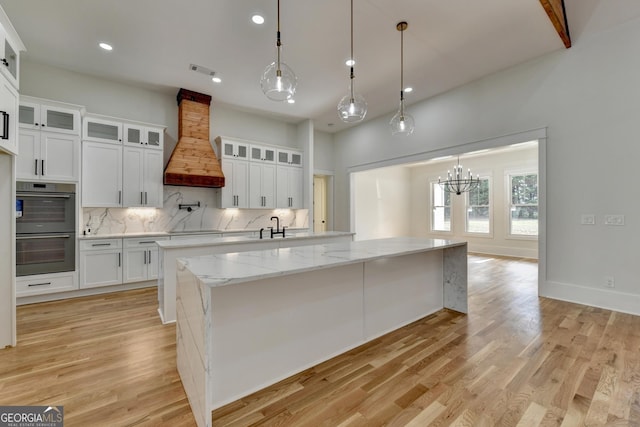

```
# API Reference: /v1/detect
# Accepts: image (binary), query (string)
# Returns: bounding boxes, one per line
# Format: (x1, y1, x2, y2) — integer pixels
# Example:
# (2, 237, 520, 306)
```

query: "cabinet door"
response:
(122, 146, 144, 207)
(222, 140, 249, 159)
(123, 247, 147, 283)
(0, 29, 19, 89)
(16, 129, 39, 180)
(276, 166, 303, 208)
(18, 101, 40, 130)
(0, 75, 18, 155)
(249, 163, 264, 208)
(82, 142, 123, 207)
(220, 160, 235, 207)
(262, 163, 276, 208)
(143, 149, 163, 207)
(276, 166, 290, 208)
(83, 117, 122, 144)
(289, 167, 303, 208)
(233, 159, 249, 208)
(41, 133, 79, 182)
(80, 249, 122, 288)
(146, 128, 163, 150)
(41, 105, 80, 135)
(123, 123, 143, 146)
(147, 248, 161, 280)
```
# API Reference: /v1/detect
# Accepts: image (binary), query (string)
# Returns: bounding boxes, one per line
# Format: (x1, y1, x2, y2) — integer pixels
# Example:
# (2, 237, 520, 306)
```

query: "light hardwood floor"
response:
(2, 255, 640, 426)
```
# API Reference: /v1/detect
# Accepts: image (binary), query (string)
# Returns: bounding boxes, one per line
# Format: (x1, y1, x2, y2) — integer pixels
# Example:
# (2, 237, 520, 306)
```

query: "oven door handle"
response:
(16, 193, 72, 199)
(16, 234, 71, 240)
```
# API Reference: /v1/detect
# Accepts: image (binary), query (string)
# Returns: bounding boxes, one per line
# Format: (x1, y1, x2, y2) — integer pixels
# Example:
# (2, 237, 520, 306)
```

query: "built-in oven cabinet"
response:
(79, 239, 123, 289)
(16, 271, 77, 297)
(123, 237, 169, 283)
(16, 232, 76, 277)
(16, 182, 76, 234)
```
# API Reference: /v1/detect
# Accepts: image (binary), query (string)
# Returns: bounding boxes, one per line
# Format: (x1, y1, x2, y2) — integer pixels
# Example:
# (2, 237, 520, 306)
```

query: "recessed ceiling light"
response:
(287, 99, 295, 104)
(404, 87, 413, 93)
(212, 76, 222, 83)
(345, 59, 355, 66)
(99, 42, 113, 51)
(252, 15, 265, 24)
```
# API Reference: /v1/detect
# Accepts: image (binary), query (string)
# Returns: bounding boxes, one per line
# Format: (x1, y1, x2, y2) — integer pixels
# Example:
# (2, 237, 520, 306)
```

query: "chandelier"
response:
(438, 156, 480, 195)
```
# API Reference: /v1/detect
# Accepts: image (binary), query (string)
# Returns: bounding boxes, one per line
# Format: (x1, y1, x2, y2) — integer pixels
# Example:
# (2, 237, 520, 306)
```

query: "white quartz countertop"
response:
(78, 228, 310, 240)
(78, 231, 170, 240)
(158, 230, 354, 249)
(178, 237, 466, 288)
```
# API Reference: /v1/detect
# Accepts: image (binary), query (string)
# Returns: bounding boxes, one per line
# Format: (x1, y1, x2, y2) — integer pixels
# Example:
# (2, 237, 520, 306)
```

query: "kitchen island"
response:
(175, 237, 467, 427)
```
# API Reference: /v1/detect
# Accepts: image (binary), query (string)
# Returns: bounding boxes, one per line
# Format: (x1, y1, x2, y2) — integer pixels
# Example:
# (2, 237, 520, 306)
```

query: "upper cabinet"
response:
(250, 144, 276, 163)
(123, 123, 163, 150)
(83, 115, 123, 144)
(16, 97, 84, 182)
(277, 148, 303, 167)
(0, 73, 18, 155)
(220, 138, 249, 160)
(0, 13, 25, 90)
(19, 97, 82, 135)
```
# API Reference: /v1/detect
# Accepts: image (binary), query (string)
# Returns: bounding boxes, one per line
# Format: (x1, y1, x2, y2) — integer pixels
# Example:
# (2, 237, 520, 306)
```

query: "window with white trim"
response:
(431, 182, 451, 232)
(466, 177, 490, 234)
(509, 173, 538, 236)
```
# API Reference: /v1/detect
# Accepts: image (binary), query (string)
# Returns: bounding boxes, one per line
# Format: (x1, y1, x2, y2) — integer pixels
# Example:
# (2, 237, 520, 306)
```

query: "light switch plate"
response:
(604, 214, 625, 226)
(581, 214, 595, 225)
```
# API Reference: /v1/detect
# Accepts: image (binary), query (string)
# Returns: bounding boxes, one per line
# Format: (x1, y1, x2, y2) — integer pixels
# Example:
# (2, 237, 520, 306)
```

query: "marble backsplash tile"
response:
(82, 186, 308, 235)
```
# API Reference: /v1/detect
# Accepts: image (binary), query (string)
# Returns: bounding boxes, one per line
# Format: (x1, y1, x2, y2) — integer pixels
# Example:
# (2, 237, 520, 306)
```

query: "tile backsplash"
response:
(82, 186, 308, 235)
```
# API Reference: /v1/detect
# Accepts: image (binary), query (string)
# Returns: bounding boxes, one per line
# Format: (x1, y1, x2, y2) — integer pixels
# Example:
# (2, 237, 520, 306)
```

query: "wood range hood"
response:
(164, 88, 225, 188)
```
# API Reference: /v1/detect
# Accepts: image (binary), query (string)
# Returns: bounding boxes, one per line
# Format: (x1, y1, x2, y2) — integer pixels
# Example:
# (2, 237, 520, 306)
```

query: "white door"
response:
(313, 175, 327, 232)
(123, 146, 144, 207)
(144, 149, 164, 207)
(16, 129, 39, 180)
(81, 142, 123, 207)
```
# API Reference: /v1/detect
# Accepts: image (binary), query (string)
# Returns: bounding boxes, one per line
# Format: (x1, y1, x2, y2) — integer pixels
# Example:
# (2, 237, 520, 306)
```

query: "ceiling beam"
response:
(540, 0, 571, 48)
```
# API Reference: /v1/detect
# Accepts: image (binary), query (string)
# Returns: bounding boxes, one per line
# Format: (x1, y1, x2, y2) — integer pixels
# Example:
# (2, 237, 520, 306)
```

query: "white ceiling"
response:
(2, 0, 640, 133)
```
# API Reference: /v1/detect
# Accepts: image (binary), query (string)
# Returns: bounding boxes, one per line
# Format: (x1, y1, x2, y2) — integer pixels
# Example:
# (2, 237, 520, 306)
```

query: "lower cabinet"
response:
(79, 239, 122, 288)
(80, 237, 168, 289)
(16, 271, 77, 297)
(123, 237, 168, 283)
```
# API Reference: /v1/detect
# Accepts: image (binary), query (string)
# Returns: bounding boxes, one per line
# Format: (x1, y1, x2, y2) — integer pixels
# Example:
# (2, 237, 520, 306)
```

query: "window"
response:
(466, 177, 490, 234)
(509, 173, 538, 236)
(431, 182, 451, 232)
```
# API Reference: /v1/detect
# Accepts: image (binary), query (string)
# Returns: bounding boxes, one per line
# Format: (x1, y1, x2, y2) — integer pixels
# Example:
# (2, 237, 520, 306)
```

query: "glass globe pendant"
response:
(261, 0, 297, 101)
(390, 21, 414, 136)
(337, 0, 367, 122)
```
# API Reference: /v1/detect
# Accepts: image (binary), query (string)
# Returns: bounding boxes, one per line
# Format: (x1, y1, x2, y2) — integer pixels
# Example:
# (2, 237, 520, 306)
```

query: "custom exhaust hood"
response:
(164, 88, 225, 188)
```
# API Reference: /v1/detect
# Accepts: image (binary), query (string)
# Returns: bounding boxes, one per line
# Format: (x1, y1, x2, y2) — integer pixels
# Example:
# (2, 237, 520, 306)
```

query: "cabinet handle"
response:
(144, 250, 147, 265)
(0, 58, 8, 67)
(148, 250, 152, 265)
(34, 159, 38, 176)
(145, 192, 148, 205)
(0, 110, 8, 140)
(41, 159, 45, 176)
(141, 191, 144, 204)
(118, 253, 121, 267)
(41, 123, 46, 127)
(28, 282, 52, 287)
(118, 190, 122, 205)
(139, 241, 155, 244)
(91, 243, 111, 247)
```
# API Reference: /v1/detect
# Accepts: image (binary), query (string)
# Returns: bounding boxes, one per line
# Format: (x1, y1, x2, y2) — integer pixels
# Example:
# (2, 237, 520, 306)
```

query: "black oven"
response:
(16, 181, 76, 277)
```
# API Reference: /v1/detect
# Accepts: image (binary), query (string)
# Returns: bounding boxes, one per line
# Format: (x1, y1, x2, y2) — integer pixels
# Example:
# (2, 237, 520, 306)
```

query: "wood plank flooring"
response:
(1, 255, 640, 426)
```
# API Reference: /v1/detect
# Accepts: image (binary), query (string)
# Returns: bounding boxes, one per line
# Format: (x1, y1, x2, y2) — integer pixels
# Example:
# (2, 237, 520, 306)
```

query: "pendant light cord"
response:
(349, 0, 355, 101)
(276, 0, 282, 73)
(400, 24, 404, 117)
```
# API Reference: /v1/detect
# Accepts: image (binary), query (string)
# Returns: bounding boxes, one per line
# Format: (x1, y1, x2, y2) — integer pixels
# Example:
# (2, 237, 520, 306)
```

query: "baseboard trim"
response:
(541, 280, 640, 316)
(468, 243, 538, 260)
(17, 281, 156, 306)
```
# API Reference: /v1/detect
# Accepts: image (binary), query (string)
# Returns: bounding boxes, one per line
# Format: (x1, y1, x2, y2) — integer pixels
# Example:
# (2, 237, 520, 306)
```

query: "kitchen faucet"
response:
(270, 216, 286, 238)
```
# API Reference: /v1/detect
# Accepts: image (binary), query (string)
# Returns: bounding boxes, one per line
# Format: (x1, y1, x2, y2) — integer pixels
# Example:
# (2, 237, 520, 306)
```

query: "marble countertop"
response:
(78, 228, 310, 240)
(78, 231, 170, 240)
(178, 237, 466, 288)
(157, 230, 355, 249)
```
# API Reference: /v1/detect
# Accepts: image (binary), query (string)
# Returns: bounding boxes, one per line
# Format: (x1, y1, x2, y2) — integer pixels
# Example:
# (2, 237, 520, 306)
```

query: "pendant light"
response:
(337, 0, 367, 122)
(261, 0, 297, 101)
(438, 156, 480, 195)
(390, 21, 415, 136)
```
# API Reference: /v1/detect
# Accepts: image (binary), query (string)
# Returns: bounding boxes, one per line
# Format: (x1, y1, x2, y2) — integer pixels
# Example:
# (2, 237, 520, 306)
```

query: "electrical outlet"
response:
(604, 214, 625, 226)
(581, 214, 595, 225)
(604, 276, 615, 288)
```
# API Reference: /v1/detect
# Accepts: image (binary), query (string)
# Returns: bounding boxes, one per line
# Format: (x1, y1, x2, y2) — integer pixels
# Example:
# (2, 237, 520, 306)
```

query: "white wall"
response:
(409, 146, 538, 259)
(313, 130, 334, 173)
(334, 17, 640, 315)
(353, 166, 411, 241)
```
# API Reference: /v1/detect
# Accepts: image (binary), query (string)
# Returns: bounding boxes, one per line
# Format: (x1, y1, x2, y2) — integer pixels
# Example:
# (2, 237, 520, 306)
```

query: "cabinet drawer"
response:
(124, 236, 169, 248)
(16, 272, 77, 297)
(80, 239, 122, 251)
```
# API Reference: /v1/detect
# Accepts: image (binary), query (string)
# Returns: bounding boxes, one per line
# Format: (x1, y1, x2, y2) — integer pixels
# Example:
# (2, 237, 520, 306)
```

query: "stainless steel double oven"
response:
(16, 182, 76, 277)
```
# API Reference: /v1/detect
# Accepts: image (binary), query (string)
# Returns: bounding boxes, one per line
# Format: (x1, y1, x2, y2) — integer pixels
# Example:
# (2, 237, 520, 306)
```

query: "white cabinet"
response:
(16, 97, 82, 182)
(81, 141, 123, 207)
(249, 162, 276, 208)
(0, 19, 23, 89)
(123, 237, 168, 283)
(0, 73, 18, 155)
(16, 271, 78, 297)
(79, 239, 122, 289)
(219, 158, 249, 208)
(277, 148, 303, 167)
(83, 115, 123, 144)
(123, 147, 163, 207)
(124, 123, 163, 150)
(277, 166, 303, 209)
(250, 144, 276, 163)
(19, 97, 82, 135)
(220, 138, 249, 160)
(17, 129, 80, 182)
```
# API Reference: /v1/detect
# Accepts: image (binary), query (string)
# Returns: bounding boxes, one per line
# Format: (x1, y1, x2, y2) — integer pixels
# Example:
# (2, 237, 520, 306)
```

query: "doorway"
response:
(313, 175, 328, 232)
